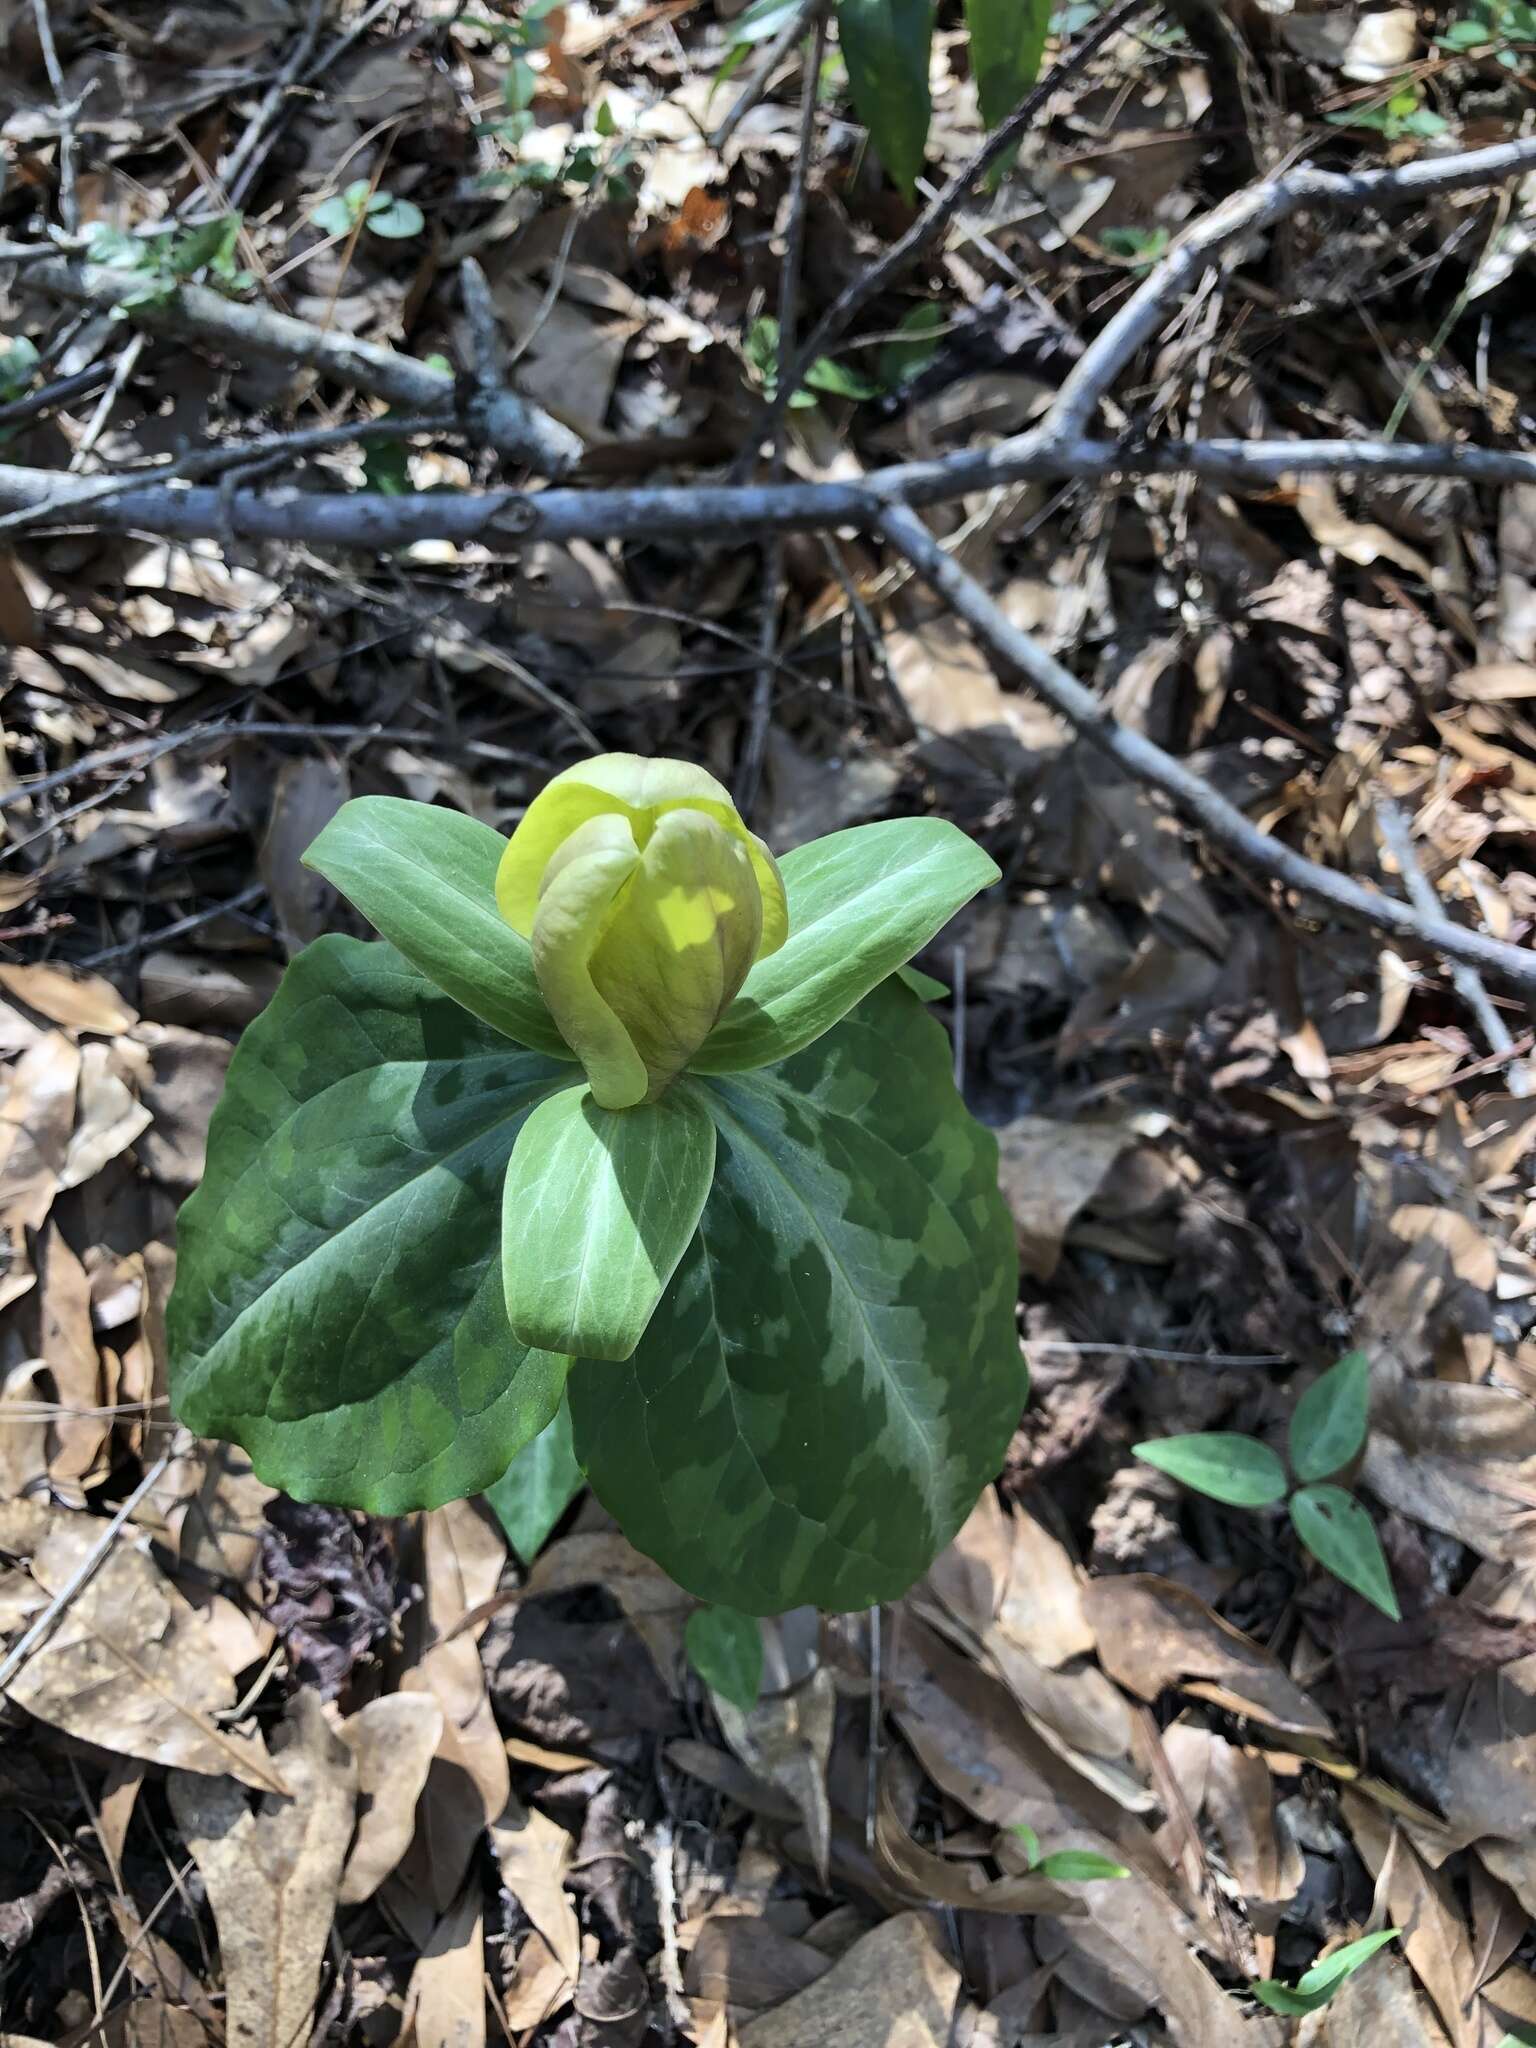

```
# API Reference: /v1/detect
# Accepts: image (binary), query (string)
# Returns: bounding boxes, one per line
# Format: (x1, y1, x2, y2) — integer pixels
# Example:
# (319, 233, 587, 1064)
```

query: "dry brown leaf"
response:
(487, 1805, 581, 1982)
(502, 1929, 572, 2030)
(0, 550, 37, 648)
(60, 1039, 152, 1189)
(998, 1500, 1098, 1670)
(874, 1776, 1086, 1918)
(684, 1914, 832, 2010)
(0, 963, 135, 1036)
(1294, 477, 1434, 580)
(1296, 1948, 1450, 2046)
(737, 1912, 961, 2048)
(36, 1225, 110, 1488)
(169, 1691, 356, 2048)
(1362, 1368, 1536, 1565)
(402, 1889, 485, 2048)
(524, 1525, 690, 1676)
(1083, 1576, 1335, 1739)
(994, 1117, 1136, 1282)
(1450, 662, 1536, 702)
(257, 754, 348, 953)
(0, 1498, 282, 1791)
(338, 1691, 445, 1904)
(0, 1357, 50, 1499)
(1345, 1800, 1482, 2048)
(0, 1031, 80, 1232)
(393, 1499, 513, 1919)
(715, 1668, 836, 1887)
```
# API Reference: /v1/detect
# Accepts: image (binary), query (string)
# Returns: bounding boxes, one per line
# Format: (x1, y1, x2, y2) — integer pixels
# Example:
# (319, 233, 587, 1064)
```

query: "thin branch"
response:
(17, 256, 583, 475)
(1046, 135, 1536, 441)
(754, 0, 1150, 453)
(5, 431, 1535, 549)
(708, 0, 820, 154)
(738, 3, 828, 819)
(875, 499, 1536, 999)
(222, 0, 329, 208)
(30, 0, 82, 233)
(1374, 793, 1527, 1083)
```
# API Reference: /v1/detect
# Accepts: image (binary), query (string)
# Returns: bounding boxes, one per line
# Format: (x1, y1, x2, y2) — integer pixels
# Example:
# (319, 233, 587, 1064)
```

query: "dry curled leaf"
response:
(169, 1691, 356, 2048)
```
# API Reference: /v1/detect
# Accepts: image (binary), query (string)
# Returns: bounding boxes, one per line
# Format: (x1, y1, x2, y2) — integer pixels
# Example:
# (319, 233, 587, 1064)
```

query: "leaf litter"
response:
(5, 0, 1536, 2041)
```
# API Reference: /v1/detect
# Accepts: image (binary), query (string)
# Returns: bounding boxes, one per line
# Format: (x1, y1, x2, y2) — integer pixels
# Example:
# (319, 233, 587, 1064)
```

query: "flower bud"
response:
(497, 755, 788, 1109)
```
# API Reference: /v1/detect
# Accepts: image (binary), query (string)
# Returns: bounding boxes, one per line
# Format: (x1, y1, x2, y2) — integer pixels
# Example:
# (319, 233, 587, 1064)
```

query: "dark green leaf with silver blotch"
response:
(167, 937, 571, 1513)
(568, 977, 1024, 1615)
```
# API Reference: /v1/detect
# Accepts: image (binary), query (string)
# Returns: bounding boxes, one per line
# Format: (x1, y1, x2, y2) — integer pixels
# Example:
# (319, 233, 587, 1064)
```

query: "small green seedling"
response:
(1436, 0, 1536, 69)
(0, 335, 40, 405)
(1134, 1351, 1400, 1620)
(745, 315, 880, 410)
(1325, 80, 1449, 141)
(81, 214, 251, 311)
(1007, 1823, 1130, 1884)
(685, 1605, 764, 1711)
(1252, 1930, 1400, 2017)
(1100, 223, 1172, 274)
(167, 756, 1022, 1616)
(309, 181, 425, 242)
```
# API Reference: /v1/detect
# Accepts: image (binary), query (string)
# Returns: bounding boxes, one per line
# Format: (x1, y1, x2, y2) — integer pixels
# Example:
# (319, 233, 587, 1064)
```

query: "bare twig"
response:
(1374, 793, 1528, 1084)
(0, 362, 110, 429)
(738, 3, 828, 819)
(30, 0, 82, 233)
(875, 498, 1536, 999)
(19, 256, 583, 475)
(708, 0, 820, 153)
(222, 0, 329, 207)
(0, 411, 446, 538)
(752, 0, 1150, 455)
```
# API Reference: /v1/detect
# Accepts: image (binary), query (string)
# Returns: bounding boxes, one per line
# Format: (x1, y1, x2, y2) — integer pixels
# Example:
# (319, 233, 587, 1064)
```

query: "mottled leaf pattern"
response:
(168, 938, 570, 1512)
(569, 979, 1024, 1613)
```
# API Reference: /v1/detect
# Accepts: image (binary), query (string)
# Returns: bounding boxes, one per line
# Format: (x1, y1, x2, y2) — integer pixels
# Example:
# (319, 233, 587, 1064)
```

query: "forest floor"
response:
(4, 1, 1536, 2043)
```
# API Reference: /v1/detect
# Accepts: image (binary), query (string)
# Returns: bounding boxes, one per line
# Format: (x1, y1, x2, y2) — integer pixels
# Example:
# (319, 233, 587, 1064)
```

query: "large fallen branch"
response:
(876, 499, 1536, 1001)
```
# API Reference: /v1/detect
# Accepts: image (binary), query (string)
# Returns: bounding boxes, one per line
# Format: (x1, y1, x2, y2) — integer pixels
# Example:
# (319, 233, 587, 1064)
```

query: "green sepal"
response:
(569, 976, 1024, 1614)
(166, 936, 570, 1512)
(501, 1082, 716, 1361)
(1132, 1433, 1288, 1508)
(1289, 1349, 1370, 1483)
(693, 818, 997, 1076)
(303, 797, 571, 1057)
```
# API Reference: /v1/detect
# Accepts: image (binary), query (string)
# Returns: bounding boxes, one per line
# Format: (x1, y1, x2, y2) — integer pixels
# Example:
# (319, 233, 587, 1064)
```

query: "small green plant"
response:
(1436, 0, 1536, 68)
(1007, 1823, 1130, 1883)
(0, 335, 40, 405)
(745, 314, 880, 409)
(1133, 1351, 1401, 1620)
(81, 214, 251, 311)
(1100, 223, 1171, 273)
(309, 181, 425, 241)
(1324, 79, 1449, 141)
(1251, 1930, 1400, 2017)
(167, 756, 1022, 1616)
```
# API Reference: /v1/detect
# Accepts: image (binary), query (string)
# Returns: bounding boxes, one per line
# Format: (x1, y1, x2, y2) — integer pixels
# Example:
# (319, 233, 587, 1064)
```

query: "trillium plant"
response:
(168, 756, 1025, 1614)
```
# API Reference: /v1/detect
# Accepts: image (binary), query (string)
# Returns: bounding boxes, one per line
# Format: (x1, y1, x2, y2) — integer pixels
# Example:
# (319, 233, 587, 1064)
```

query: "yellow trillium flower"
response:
(497, 754, 789, 1109)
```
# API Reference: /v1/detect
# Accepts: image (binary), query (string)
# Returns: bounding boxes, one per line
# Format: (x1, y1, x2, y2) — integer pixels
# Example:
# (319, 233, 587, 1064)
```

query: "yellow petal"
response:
(590, 810, 761, 1101)
(498, 753, 788, 963)
(529, 812, 647, 1109)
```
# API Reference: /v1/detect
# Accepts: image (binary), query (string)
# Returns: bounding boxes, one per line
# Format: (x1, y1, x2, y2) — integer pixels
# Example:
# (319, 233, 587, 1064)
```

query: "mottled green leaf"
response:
(167, 937, 570, 1512)
(1290, 1485, 1400, 1620)
(569, 978, 1023, 1613)
(685, 1605, 763, 1709)
(1034, 1851, 1130, 1882)
(1132, 1433, 1287, 1508)
(1289, 1350, 1370, 1482)
(502, 1082, 715, 1360)
(484, 1397, 584, 1563)
(1253, 1930, 1400, 2016)
(835, 0, 934, 199)
(304, 797, 570, 1057)
(964, 0, 1049, 130)
(695, 818, 997, 1075)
